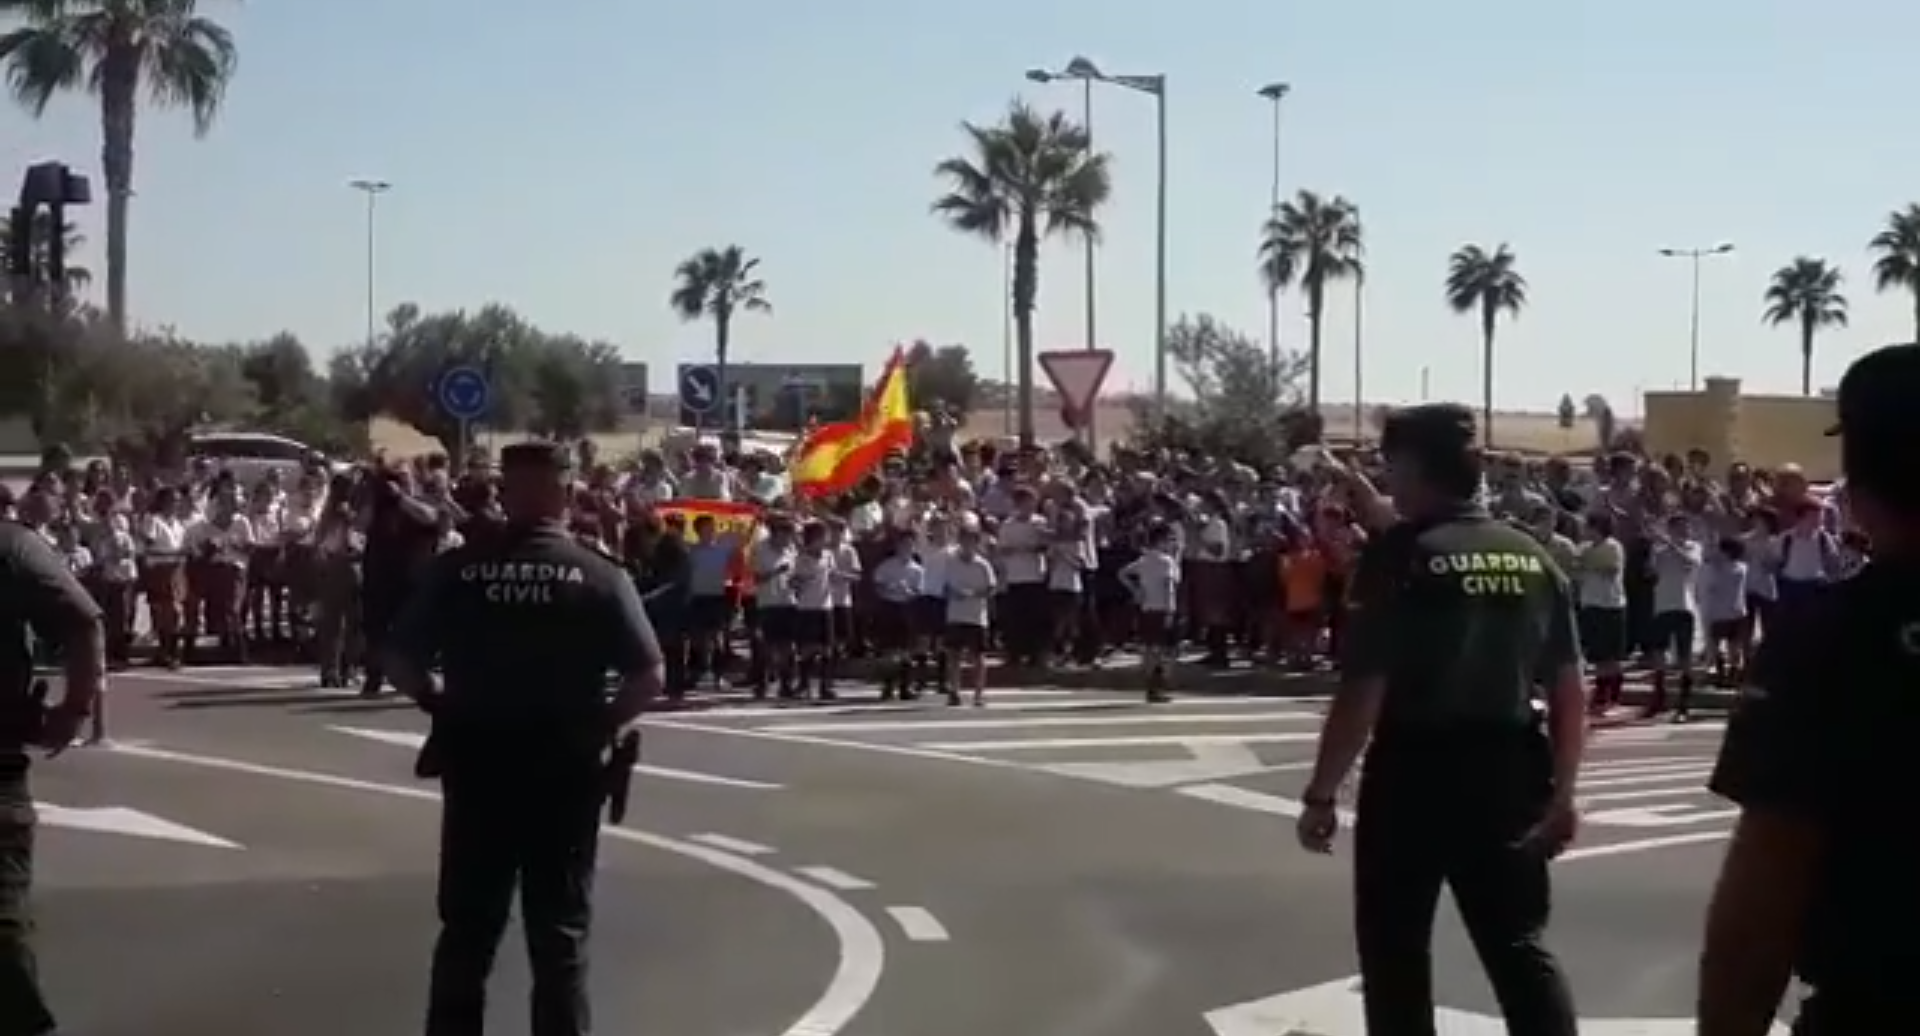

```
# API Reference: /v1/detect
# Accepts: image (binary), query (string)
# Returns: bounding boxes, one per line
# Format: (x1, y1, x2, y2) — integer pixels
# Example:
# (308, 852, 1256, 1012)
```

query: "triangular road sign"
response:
(1038, 349, 1114, 419)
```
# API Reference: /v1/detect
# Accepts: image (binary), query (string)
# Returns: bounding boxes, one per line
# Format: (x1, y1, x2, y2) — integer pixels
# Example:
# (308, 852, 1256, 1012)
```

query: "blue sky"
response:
(4, 0, 1915, 414)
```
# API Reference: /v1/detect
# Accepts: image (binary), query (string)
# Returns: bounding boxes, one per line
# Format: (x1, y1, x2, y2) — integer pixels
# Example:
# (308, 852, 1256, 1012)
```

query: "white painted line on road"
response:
(1559, 830, 1730, 862)
(40, 804, 241, 849)
(768, 709, 1320, 735)
(795, 866, 876, 891)
(327, 726, 784, 791)
(1176, 782, 1357, 824)
(106, 742, 886, 1036)
(1578, 766, 1711, 790)
(118, 670, 331, 691)
(1580, 785, 1716, 805)
(1580, 756, 1711, 773)
(645, 717, 1034, 773)
(918, 732, 1319, 752)
(688, 833, 776, 856)
(885, 906, 950, 942)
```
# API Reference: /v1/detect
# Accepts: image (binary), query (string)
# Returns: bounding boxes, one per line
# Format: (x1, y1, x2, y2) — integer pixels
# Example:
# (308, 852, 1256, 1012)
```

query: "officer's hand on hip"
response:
(1521, 794, 1579, 859)
(1296, 798, 1339, 854)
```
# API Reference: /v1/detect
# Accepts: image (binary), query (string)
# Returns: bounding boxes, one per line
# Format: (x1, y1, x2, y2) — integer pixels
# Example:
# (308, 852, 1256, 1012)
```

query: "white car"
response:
(189, 431, 343, 486)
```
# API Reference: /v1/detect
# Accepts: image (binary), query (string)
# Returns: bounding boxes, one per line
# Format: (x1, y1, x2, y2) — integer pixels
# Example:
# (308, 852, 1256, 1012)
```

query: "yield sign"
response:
(1038, 349, 1114, 424)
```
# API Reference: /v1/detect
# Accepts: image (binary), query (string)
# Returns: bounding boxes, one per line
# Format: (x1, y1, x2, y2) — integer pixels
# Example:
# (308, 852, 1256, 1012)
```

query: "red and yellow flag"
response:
(791, 347, 914, 498)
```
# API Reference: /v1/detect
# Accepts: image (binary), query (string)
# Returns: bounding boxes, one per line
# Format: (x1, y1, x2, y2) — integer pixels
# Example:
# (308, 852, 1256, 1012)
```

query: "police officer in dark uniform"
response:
(386, 441, 664, 1036)
(1698, 344, 1920, 1036)
(1296, 404, 1586, 1036)
(0, 520, 108, 1036)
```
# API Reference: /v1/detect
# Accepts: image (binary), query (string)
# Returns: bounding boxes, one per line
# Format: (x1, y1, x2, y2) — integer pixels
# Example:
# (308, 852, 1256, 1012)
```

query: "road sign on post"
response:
(1038, 349, 1115, 442)
(437, 365, 490, 464)
(680, 365, 720, 420)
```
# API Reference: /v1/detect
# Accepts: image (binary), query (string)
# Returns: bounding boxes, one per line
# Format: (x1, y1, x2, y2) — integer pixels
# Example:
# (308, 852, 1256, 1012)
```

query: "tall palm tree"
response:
(0, 208, 91, 298)
(932, 100, 1110, 447)
(1443, 243, 1528, 444)
(669, 245, 771, 424)
(0, 0, 239, 334)
(1869, 203, 1920, 343)
(1257, 190, 1363, 414)
(1762, 256, 1848, 396)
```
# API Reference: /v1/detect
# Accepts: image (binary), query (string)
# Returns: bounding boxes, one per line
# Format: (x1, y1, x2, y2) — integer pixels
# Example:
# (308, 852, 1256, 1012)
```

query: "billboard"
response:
(677, 363, 864, 431)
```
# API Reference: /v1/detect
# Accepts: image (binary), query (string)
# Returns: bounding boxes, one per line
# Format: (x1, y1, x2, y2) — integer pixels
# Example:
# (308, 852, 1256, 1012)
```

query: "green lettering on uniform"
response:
(1435, 552, 1540, 596)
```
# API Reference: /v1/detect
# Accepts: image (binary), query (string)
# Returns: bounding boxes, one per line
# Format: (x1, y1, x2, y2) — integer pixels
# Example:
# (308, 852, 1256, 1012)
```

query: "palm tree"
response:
(669, 245, 771, 424)
(1257, 190, 1363, 414)
(932, 100, 1110, 447)
(1762, 256, 1848, 395)
(1444, 243, 1528, 444)
(0, 0, 239, 334)
(0, 209, 92, 299)
(1869, 203, 1920, 343)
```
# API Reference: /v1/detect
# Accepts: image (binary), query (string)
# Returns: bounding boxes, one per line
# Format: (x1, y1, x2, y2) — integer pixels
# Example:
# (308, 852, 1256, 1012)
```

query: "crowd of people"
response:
(0, 429, 1858, 717)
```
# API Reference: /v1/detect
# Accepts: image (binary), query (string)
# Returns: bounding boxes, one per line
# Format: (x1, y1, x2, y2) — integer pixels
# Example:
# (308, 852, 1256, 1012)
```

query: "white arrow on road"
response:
(1204, 975, 1788, 1035)
(39, 804, 241, 849)
(329, 726, 782, 791)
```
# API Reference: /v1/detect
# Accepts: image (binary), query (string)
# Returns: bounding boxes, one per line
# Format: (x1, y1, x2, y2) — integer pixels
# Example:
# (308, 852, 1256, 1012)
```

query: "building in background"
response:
(677, 363, 864, 431)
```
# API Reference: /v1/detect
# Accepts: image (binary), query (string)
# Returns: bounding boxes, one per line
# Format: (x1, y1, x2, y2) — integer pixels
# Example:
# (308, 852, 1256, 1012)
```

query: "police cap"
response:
(499, 440, 573, 474)
(1826, 343, 1920, 507)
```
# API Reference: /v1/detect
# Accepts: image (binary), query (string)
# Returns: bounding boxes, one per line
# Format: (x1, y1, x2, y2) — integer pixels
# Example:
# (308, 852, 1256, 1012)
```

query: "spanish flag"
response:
(790, 348, 914, 498)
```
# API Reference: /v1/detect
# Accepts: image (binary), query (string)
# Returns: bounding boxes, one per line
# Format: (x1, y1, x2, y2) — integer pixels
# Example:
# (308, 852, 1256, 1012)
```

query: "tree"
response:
(904, 340, 979, 414)
(1556, 393, 1577, 430)
(670, 244, 770, 423)
(1762, 256, 1848, 395)
(932, 100, 1111, 448)
(0, 209, 90, 298)
(0, 0, 239, 335)
(1444, 242, 1528, 444)
(1869, 203, 1920, 344)
(1257, 189, 1363, 415)
(1583, 394, 1619, 453)
(1132, 313, 1311, 466)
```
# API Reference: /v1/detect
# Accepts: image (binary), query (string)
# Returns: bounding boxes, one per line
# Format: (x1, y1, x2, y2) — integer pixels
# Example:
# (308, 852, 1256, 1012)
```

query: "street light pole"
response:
(1025, 63, 1104, 448)
(348, 178, 391, 354)
(1028, 60, 1170, 425)
(1257, 82, 1290, 374)
(1657, 242, 1734, 391)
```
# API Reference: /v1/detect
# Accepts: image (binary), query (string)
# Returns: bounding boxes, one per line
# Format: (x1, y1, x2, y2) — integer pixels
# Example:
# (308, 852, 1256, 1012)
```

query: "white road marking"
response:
(1040, 743, 1280, 788)
(1578, 766, 1712, 790)
(688, 833, 776, 856)
(917, 732, 1319, 752)
(328, 726, 783, 790)
(795, 866, 876, 891)
(885, 906, 950, 942)
(768, 710, 1320, 735)
(39, 804, 241, 849)
(106, 743, 886, 1036)
(120, 670, 332, 691)
(1559, 831, 1731, 862)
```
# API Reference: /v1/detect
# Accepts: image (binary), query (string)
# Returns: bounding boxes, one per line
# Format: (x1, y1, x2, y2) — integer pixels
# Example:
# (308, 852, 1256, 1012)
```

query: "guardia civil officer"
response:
(0, 519, 108, 1036)
(386, 441, 664, 1036)
(1296, 404, 1587, 1036)
(1698, 344, 1920, 1036)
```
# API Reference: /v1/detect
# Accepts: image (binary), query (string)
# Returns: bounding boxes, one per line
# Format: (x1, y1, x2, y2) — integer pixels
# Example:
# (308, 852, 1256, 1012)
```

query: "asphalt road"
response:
(27, 665, 1775, 1035)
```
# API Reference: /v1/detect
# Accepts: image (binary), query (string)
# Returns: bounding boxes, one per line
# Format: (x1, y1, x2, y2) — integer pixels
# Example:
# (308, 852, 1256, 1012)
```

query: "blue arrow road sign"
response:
(680, 365, 721, 414)
(437, 365, 490, 422)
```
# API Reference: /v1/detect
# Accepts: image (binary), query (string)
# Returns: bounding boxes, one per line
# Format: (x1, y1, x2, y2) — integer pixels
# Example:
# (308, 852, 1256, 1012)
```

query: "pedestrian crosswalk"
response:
(659, 686, 1736, 837)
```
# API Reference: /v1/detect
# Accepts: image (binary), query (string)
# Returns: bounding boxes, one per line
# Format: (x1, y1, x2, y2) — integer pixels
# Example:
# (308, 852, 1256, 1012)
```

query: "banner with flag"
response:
(655, 499, 761, 544)
(790, 347, 914, 498)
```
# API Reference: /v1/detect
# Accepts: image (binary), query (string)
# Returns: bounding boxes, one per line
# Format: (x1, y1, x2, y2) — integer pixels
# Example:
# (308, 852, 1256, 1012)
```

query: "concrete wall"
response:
(1643, 377, 1838, 479)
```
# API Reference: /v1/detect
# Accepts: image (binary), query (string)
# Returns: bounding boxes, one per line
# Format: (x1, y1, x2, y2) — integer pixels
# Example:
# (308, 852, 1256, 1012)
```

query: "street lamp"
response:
(1657, 241, 1735, 391)
(1029, 57, 1170, 425)
(1025, 62, 1100, 448)
(348, 178, 392, 354)
(1256, 82, 1290, 372)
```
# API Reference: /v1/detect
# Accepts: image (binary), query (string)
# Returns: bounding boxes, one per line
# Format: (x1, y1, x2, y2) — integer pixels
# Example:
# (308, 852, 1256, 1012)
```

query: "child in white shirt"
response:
(1120, 523, 1179, 703)
(1699, 537, 1751, 687)
(791, 521, 838, 700)
(943, 525, 998, 707)
(1647, 513, 1703, 721)
(869, 533, 924, 700)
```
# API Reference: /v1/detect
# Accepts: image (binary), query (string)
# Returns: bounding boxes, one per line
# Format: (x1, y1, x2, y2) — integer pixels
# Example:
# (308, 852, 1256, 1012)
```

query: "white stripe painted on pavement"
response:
(767, 709, 1320, 735)
(1580, 785, 1716, 805)
(1177, 781, 1356, 824)
(918, 732, 1319, 752)
(885, 906, 950, 942)
(328, 726, 783, 790)
(1581, 756, 1712, 773)
(795, 866, 876, 891)
(117, 669, 331, 691)
(1559, 831, 1730, 862)
(689, 833, 777, 856)
(1578, 766, 1711, 790)
(104, 743, 884, 1036)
